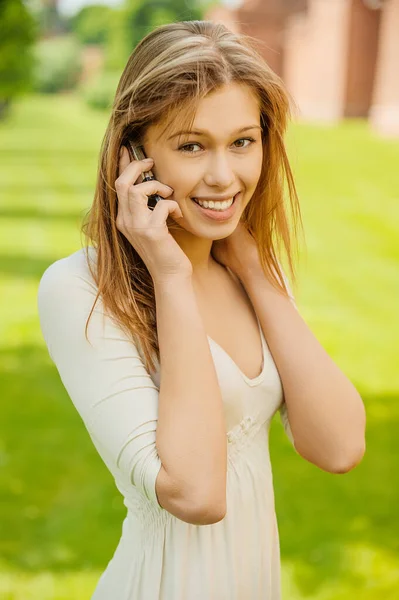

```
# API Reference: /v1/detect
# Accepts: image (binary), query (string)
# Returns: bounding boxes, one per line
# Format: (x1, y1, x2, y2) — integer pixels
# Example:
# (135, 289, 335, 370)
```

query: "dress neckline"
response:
(207, 266, 266, 387)
(207, 314, 266, 387)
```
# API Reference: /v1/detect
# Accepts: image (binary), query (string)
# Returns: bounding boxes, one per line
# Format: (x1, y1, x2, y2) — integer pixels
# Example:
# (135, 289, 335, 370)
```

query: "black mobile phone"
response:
(124, 141, 163, 210)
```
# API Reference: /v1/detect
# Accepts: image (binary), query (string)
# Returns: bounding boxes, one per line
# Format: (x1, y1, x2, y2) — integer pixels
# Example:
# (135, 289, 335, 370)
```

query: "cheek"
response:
(243, 163, 263, 200)
(255, 152, 264, 174)
(242, 150, 263, 181)
(157, 160, 193, 192)
(246, 164, 262, 189)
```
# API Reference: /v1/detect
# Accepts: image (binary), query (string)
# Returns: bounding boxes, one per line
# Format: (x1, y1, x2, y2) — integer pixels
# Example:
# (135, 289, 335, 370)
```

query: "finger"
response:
(126, 181, 174, 217)
(117, 157, 154, 189)
(149, 199, 183, 226)
(118, 145, 131, 177)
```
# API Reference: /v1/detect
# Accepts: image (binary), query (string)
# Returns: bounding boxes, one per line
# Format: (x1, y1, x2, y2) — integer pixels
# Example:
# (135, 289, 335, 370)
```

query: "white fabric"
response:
(37, 247, 296, 600)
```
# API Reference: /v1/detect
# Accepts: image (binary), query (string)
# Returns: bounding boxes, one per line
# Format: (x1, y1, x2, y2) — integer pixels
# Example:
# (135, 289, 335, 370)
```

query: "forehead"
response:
(148, 83, 261, 141)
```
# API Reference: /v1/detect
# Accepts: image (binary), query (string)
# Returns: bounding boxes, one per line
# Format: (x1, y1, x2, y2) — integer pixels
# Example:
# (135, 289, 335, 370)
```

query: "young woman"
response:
(37, 20, 366, 600)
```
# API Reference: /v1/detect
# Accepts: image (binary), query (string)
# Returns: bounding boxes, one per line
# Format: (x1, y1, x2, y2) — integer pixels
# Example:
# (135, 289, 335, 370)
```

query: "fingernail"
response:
(143, 157, 153, 162)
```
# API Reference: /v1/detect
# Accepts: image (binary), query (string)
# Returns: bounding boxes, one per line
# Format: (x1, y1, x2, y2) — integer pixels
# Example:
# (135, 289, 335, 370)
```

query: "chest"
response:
(194, 270, 264, 381)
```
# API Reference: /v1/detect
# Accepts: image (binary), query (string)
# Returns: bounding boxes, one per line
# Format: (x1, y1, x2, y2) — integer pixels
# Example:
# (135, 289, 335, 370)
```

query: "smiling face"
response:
(142, 82, 263, 235)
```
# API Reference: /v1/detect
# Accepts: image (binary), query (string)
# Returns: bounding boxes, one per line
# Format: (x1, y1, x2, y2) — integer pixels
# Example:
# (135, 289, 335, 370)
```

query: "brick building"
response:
(205, 0, 399, 137)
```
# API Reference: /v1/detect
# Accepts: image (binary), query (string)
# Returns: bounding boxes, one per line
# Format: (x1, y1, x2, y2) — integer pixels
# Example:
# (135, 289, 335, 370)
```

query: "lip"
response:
(191, 192, 240, 222)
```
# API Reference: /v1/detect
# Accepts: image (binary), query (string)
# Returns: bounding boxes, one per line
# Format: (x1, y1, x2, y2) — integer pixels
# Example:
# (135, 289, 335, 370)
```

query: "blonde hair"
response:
(81, 20, 304, 373)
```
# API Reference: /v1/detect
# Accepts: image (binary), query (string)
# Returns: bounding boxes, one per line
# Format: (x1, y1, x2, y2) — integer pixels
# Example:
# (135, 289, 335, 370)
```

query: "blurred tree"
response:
(104, 0, 215, 72)
(0, 0, 38, 119)
(28, 0, 70, 38)
(124, 0, 204, 49)
(32, 35, 83, 93)
(81, 0, 218, 110)
(68, 4, 113, 46)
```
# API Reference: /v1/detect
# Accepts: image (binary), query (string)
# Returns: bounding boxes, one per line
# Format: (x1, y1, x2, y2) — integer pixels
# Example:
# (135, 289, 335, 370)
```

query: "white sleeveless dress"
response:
(37, 247, 297, 600)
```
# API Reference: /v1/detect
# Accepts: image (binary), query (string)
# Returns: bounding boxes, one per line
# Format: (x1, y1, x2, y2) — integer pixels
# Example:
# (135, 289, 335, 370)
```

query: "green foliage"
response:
(68, 4, 113, 46)
(79, 69, 121, 111)
(0, 0, 37, 102)
(32, 36, 83, 94)
(103, 0, 206, 72)
(29, 2, 70, 37)
(102, 6, 132, 71)
(124, 0, 203, 50)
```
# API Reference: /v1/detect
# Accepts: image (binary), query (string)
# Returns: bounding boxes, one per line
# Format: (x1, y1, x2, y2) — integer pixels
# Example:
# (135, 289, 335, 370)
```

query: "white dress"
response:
(37, 247, 297, 600)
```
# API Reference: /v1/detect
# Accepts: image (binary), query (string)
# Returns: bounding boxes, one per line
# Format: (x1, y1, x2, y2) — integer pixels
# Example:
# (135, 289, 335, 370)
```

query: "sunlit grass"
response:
(0, 564, 101, 600)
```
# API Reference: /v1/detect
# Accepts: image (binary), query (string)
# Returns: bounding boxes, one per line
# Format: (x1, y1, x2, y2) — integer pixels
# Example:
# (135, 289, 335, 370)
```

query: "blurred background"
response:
(0, 0, 398, 598)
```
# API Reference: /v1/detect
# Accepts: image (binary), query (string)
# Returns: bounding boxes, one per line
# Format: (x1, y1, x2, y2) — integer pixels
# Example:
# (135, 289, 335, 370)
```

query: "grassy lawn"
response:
(0, 92, 398, 599)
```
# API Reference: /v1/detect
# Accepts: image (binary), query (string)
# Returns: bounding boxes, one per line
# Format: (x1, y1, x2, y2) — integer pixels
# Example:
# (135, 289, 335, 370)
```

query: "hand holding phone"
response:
(124, 142, 163, 210)
(115, 145, 193, 283)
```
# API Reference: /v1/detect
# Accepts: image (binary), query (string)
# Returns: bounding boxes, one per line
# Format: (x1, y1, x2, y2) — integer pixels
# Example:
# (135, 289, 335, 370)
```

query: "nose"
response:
(203, 152, 236, 190)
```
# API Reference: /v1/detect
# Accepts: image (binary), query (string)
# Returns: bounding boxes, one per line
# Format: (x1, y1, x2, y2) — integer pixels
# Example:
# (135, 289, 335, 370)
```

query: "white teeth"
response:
(193, 197, 234, 211)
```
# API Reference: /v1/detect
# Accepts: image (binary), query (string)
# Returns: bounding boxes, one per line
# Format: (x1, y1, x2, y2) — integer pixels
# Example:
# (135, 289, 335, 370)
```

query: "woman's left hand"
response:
(211, 221, 261, 278)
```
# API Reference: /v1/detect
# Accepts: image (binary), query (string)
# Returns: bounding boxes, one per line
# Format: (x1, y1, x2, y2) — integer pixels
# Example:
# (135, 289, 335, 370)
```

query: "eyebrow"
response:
(167, 125, 262, 140)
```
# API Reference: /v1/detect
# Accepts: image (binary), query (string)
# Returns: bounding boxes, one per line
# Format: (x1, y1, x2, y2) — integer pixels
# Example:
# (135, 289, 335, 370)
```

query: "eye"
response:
(178, 137, 256, 154)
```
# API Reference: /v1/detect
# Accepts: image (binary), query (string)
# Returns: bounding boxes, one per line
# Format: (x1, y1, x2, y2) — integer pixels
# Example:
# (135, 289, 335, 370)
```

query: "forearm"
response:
(240, 269, 366, 473)
(153, 276, 227, 509)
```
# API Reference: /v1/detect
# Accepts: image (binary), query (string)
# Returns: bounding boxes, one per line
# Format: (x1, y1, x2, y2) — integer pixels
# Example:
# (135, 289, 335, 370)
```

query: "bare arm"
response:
(154, 275, 228, 523)
(240, 267, 366, 474)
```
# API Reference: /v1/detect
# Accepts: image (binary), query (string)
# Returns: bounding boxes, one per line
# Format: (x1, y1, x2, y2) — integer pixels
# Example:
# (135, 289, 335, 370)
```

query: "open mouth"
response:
(191, 192, 239, 212)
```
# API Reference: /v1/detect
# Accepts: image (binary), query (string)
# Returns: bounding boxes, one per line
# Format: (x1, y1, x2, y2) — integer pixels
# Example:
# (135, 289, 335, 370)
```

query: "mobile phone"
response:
(124, 141, 163, 210)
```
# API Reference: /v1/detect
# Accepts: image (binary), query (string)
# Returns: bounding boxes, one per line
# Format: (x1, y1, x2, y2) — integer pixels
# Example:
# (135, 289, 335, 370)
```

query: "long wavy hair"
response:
(81, 20, 305, 374)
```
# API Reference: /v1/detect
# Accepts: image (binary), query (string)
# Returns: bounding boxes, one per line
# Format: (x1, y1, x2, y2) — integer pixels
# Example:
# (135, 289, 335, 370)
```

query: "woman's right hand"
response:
(115, 146, 193, 283)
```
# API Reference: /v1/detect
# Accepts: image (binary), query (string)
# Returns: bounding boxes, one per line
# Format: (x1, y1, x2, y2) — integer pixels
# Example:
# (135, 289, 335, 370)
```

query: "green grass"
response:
(0, 93, 398, 599)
